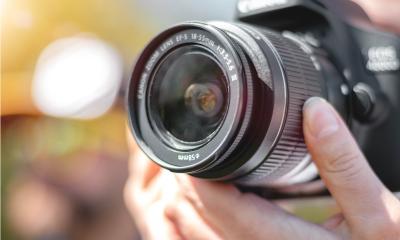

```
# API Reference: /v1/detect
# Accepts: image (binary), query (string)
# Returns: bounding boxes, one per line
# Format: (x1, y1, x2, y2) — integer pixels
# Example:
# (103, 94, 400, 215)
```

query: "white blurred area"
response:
(133, 0, 235, 28)
(27, 0, 236, 120)
(32, 36, 123, 119)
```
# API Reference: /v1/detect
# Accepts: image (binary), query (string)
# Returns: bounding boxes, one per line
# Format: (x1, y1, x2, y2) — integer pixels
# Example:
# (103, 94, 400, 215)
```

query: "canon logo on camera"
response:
(237, 0, 289, 13)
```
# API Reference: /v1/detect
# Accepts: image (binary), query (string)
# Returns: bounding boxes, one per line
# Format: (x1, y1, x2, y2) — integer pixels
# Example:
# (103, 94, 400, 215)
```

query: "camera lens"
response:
(128, 22, 332, 186)
(148, 46, 228, 144)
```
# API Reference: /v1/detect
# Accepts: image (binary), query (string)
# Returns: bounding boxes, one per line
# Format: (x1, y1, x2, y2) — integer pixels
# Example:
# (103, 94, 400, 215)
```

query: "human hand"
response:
(352, 0, 400, 33)
(125, 97, 400, 240)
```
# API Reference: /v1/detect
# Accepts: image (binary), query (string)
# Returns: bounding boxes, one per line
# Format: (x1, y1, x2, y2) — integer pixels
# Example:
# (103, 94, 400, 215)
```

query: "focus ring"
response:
(195, 34, 256, 173)
(239, 31, 323, 184)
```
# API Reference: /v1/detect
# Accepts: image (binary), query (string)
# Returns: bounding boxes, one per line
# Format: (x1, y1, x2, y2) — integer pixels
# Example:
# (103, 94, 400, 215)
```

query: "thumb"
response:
(303, 97, 398, 230)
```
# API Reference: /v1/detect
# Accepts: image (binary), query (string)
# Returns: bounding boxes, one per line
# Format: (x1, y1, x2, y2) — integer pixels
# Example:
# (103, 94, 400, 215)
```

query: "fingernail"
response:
(303, 97, 340, 139)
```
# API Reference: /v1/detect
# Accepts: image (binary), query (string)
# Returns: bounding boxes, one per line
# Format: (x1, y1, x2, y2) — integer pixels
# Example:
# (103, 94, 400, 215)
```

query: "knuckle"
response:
(165, 191, 185, 217)
(326, 149, 358, 173)
(185, 193, 207, 214)
(325, 150, 363, 183)
(164, 201, 178, 219)
(178, 186, 208, 213)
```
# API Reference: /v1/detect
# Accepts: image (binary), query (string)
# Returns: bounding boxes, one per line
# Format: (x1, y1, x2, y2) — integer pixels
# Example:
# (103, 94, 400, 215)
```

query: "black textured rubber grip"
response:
(239, 31, 323, 184)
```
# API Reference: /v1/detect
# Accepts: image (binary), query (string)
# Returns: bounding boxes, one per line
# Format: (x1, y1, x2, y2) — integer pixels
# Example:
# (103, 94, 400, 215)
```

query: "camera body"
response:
(127, 0, 400, 192)
(235, 0, 400, 191)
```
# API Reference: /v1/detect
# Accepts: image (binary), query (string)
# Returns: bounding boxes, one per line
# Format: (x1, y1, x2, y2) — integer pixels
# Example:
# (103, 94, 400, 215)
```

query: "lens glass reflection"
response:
(149, 46, 228, 143)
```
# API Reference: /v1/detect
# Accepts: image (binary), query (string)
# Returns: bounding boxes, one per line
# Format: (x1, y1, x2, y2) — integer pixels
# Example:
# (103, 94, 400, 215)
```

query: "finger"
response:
(124, 167, 169, 218)
(322, 213, 352, 239)
(124, 173, 183, 240)
(165, 197, 222, 240)
(353, 0, 400, 33)
(126, 127, 140, 154)
(322, 213, 345, 230)
(142, 202, 184, 240)
(176, 175, 338, 240)
(126, 128, 160, 188)
(303, 97, 400, 229)
(278, 180, 325, 195)
(129, 151, 160, 189)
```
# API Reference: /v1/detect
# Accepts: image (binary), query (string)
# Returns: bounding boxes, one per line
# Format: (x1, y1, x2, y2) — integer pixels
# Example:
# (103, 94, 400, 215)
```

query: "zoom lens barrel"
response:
(127, 22, 325, 186)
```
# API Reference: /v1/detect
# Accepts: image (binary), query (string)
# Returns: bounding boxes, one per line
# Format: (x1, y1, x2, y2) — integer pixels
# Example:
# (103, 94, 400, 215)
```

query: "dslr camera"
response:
(127, 0, 400, 193)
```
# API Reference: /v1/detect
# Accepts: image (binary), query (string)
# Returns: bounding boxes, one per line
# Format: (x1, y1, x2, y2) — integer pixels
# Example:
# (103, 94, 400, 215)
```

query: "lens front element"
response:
(149, 46, 228, 144)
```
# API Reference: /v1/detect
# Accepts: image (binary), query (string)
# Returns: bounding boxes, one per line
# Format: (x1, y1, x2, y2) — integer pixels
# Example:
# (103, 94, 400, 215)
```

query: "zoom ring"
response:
(239, 31, 323, 184)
